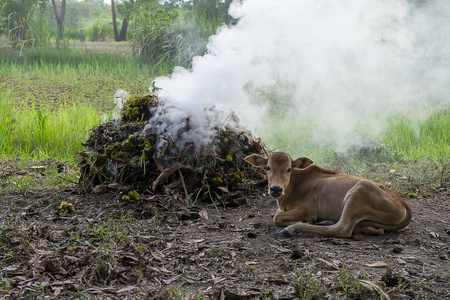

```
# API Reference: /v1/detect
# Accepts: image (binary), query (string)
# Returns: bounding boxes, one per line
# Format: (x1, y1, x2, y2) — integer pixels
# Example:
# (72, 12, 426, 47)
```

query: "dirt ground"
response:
(0, 163, 449, 300)
(69, 41, 133, 56)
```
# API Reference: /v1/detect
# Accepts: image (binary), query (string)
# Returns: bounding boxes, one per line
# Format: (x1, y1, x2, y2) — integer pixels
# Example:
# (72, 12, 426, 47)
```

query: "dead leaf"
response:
(153, 157, 164, 172)
(128, 155, 140, 166)
(152, 163, 182, 191)
(115, 286, 137, 294)
(359, 280, 391, 299)
(396, 258, 406, 265)
(43, 260, 58, 273)
(30, 245, 55, 256)
(165, 178, 181, 189)
(30, 165, 46, 171)
(269, 243, 291, 253)
(199, 209, 209, 220)
(217, 186, 230, 193)
(53, 287, 62, 297)
(163, 274, 181, 285)
(317, 257, 340, 270)
(3, 265, 18, 272)
(184, 239, 205, 244)
(150, 249, 164, 261)
(213, 277, 226, 284)
(137, 235, 156, 241)
(362, 261, 389, 268)
(65, 164, 78, 176)
(107, 183, 124, 189)
(213, 288, 262, 300)
(92, 185, 109, 195)
(50, 281, 64, 286)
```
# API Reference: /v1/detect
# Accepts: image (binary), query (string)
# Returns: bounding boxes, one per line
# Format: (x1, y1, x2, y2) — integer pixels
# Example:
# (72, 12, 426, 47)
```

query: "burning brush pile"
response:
(78, 86, 267, 206)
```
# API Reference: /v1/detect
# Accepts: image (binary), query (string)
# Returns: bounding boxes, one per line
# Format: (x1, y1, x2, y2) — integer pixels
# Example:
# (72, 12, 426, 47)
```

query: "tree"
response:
(111, 0, 120, 40)
(51, 0, 66, 40)
(118, 17, 128, 41)
(111, 0, 128, 42)
(111, 0, 157, 42)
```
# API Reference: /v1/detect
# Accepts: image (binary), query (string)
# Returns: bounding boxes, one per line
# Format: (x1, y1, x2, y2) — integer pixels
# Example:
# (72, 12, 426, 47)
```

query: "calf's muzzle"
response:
(269, 185, 283, 197)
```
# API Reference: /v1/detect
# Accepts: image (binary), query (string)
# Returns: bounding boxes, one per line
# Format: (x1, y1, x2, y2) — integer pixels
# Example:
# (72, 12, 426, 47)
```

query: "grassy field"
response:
(0, 47, 172, 161)
(0, 46, 449, 191)
(260, 110, 450, 165)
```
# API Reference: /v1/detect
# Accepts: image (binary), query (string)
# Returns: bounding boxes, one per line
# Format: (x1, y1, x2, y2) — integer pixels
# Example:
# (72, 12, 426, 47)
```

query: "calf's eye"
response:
(287, 168, 291, 173)
(267, 166, 271, 171)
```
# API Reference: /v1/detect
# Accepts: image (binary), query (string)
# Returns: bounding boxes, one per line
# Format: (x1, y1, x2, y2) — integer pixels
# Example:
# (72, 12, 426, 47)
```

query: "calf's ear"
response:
(292, 157, 314, 169)
(245, 154, 268, 167)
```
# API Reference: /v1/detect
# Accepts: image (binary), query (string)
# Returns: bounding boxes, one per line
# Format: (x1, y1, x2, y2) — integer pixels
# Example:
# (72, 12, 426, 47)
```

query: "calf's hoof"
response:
(352, 233, 363, 241)
(279, 228, 291, 238)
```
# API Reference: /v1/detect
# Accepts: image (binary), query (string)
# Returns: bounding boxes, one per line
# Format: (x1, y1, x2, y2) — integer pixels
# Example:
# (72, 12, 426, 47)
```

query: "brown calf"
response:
(245, 151, 412, 240)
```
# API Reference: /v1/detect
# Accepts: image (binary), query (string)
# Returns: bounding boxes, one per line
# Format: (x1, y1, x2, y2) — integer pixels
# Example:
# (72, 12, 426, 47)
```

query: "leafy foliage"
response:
(89, 19, 114, 42)
(1, 0, 232, 66)
(25, 11, 53, 47)
(0, 0, 46, 42)
(129, 8, 181, 65)
(0, 46, 167, 161)
(129, 0, 231, 68)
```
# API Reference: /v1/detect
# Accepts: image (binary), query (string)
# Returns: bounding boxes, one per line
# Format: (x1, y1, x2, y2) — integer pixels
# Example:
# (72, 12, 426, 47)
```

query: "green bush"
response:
(65, 28, 87, 42)
(89, 20, 114, 42)
(0, 0, 42, 40)
(26, 12, 54, 48)
(130, 8, 180, 65)
(130, 7, 220, 68)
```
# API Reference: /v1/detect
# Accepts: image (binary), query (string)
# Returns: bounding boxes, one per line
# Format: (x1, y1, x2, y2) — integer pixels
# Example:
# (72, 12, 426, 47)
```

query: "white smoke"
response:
(152, 0, 450, 155)
(113, 89, 130, 119)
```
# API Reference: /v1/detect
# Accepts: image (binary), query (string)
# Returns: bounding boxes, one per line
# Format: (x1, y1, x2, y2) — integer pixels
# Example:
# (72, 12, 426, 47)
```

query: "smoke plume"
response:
(152, 0, 450, 156)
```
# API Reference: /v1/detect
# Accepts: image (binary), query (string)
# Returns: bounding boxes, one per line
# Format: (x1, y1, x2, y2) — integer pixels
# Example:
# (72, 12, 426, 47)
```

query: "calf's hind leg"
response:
(280, 181, 404, 238)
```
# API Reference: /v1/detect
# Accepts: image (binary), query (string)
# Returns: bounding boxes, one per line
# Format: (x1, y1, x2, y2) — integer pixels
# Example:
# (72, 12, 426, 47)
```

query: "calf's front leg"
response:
(273, 208, 315, 227)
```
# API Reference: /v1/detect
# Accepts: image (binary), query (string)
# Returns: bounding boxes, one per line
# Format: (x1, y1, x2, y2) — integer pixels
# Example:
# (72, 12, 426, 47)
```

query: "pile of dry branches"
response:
(78, 89, 266, 206)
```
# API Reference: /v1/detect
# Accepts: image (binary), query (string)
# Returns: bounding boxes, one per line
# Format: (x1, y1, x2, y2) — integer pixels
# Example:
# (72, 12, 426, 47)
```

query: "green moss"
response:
(122, 190, 140, 201)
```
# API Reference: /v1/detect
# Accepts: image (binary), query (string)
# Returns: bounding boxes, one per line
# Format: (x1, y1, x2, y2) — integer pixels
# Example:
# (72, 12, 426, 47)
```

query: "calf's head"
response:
(245, 151, 313, 198)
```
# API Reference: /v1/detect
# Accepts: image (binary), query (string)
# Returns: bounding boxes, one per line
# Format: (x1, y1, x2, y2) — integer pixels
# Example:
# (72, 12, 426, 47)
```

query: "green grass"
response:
(382, 111, 450, 162)
(260, 109, 450, 165)
(0, 47, 172, 83)
(0, 47, 173, 162)
(0, 94, 103, 160)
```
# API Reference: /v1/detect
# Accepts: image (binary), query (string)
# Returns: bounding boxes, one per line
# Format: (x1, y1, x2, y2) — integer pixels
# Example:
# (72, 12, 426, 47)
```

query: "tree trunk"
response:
(118, 18, 128, 41)
(111, 0, 119, 41)
(59, 0, 66, 40)
(51, 0, 66, 40)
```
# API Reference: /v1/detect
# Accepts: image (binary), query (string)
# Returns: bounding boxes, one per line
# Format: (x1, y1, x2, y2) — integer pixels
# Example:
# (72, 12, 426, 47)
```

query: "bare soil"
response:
(0, 162, 449, 299)
(69, 41, 133, 56)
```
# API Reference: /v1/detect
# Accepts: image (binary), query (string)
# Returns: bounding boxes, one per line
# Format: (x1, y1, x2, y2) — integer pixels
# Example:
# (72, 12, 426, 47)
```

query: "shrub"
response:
(130, 7, 221, 68)
(89, 19, 114, 42)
